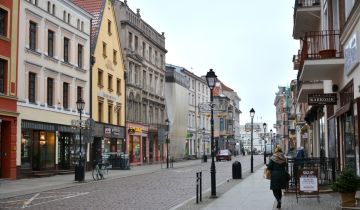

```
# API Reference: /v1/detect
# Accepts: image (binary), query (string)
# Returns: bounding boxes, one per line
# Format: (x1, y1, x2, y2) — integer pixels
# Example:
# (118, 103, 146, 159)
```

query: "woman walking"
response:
(267, 146, 287, 209)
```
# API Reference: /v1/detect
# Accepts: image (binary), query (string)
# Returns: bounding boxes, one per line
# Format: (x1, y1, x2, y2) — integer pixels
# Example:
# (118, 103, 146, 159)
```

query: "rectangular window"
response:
(142, 42, 145, 57)
(48, 30, 54, 57)
(47, 78, 53, 106)
(0, 59, 6, 94)
(108, 104, 112, 124)
(77, 86, 82, 101)
(108, 20, 111, 35)
(160, 55, 164, 68)
(63, 11, 66, 21)
(117, 108, 121, 125)
(128, 32, 132, 49)
(98, 101, 103, 122)
(113, 50, 117, 64)
(0, 8, 8, 36)
(63, 82, 69, 109)
(142, 70, 146, 89)
(64, 37, 69, 62)
(98, 69, 103, 86)
(102, 42, 107, 57)
(135, 35, 138, 51)
(116, 79, 121, 95)
(149, 47, 152, 62)
(67, 13, 70, 24)
(29, 21, 37, 50)
(78, 44, 83, 68)
(29, 72, 36, 103)
(52, 5, 56, 15)
(47, 1, 51, 12)
(108, 74, 113, 91)
(155, 51, 158, 66)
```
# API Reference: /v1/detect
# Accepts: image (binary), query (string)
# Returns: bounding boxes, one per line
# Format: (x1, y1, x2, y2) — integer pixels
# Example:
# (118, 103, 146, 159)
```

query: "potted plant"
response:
(331, 167, 360, 207)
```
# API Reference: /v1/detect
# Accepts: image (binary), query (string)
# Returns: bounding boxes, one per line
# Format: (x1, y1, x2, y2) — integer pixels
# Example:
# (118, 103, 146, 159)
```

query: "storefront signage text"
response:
(298, 169, 319, 195)
(97, 91, 119, 102)
(128, 127, 142, 134)
(308, 94, 337, 105)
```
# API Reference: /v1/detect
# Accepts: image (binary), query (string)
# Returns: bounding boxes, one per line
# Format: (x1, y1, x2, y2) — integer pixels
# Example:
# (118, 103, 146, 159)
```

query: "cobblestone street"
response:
(0, 155, 263, 210)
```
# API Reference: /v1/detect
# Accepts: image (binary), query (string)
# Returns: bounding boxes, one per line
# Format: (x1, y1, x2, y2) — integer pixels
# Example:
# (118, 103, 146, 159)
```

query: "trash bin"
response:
(75, 164, 85, 181)
(120, 154, 130, 170)
(203, 155, 207, 162)
(232, 161, 242, 179)
(123, 154, 130, 170)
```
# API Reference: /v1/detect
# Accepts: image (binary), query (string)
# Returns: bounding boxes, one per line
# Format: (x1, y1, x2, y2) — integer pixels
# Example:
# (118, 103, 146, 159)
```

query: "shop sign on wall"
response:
(308, 94, 337, 105)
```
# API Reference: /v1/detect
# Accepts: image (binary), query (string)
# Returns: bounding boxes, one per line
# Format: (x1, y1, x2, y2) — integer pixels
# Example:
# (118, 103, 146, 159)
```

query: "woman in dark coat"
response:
(267, 146, 287, 209)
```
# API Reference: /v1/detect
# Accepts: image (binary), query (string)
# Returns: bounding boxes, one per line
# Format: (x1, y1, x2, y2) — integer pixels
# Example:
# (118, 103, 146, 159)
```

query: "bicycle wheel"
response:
(92, 166, 99, 181)
(100, 166, 107, 179)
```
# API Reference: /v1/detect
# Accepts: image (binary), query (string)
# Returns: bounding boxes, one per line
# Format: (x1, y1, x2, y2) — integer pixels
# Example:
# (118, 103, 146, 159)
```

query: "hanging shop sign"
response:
(308, 94, 337, 105)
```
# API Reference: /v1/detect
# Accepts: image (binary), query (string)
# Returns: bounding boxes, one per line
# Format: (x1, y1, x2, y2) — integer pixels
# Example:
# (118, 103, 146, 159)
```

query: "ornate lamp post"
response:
(202, 127, 207, 162)
(250, 108, 255, 173)
(206, 69, 217, 198)
(165, 119, 170, 169)
(75, 97, 85, 182)
(263, 122, 267, 164)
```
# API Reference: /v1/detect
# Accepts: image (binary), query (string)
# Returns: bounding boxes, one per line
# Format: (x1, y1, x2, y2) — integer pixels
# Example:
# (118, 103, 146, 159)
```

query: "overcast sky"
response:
(127, 0, 299, 131)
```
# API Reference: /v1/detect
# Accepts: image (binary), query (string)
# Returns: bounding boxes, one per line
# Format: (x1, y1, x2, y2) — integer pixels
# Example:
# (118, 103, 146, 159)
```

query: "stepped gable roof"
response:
(72, 0, 106, 52)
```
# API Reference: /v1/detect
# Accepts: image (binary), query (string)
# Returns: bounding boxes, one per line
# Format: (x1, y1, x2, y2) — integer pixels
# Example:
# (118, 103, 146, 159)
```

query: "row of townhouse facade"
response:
(284, 0, 360, 175)
(0, 0, 136, 179)
(165, 64, 241, 159)
(0, 0, 242, 180)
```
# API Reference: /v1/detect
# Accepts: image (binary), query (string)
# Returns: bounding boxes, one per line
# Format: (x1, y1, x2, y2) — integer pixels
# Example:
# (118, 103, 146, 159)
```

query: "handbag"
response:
(263, 168, 271, 179)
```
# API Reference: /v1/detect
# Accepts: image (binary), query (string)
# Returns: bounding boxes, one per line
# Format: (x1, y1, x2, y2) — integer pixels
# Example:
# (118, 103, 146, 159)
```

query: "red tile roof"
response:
(72, 0, 106, 52)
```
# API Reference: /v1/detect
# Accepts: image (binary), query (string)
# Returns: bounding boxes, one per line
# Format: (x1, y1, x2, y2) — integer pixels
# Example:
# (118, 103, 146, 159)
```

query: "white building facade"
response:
(17, 0, 93, 177)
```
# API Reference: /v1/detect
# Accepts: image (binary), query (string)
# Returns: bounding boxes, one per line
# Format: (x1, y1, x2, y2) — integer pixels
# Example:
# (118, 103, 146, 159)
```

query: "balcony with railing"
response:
(293, 0, 321, 39)
(298, 30, 344, 82)
(297, 80, 323, 103)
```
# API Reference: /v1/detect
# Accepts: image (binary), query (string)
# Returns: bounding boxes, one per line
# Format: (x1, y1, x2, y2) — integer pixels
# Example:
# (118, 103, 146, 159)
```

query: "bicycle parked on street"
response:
(92, 159, 110, 181)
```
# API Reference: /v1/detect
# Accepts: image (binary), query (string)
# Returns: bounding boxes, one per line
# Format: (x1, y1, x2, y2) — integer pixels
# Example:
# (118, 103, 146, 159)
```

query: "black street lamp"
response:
(263, 122, 267, 164)
(202, 128, 207, 162)
(250, 108, 255, 173)
(270, 129, 273, 156)
(206, 68, 217, 198)
(75, 97, 85, 182)
(165, 119, 170, 169)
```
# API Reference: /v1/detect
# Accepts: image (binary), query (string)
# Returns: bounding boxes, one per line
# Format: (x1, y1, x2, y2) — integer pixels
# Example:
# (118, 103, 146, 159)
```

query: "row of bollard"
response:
(196, 171, 202, 204)
(195, 161, 241, 204)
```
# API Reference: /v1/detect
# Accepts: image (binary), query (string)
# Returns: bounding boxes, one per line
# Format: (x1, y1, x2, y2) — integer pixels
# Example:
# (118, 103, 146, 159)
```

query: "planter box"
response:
(319, 49, 337, 58)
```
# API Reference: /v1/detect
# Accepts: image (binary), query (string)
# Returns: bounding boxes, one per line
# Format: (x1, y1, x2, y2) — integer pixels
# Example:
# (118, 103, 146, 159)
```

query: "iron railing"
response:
(295, 0, 320, 8)
(301, 30, 343, 61)
(286, 157, 336, 190)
